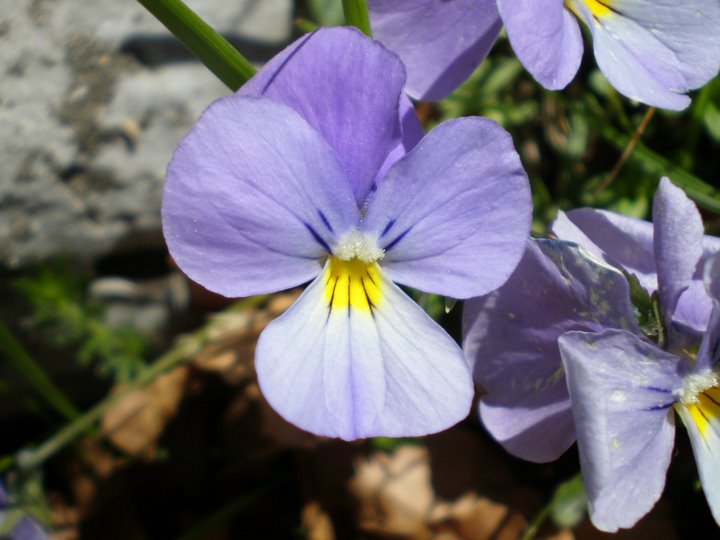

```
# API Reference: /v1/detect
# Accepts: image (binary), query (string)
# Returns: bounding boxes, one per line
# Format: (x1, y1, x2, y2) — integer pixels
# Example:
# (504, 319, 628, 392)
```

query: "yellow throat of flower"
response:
(566, 0, 614, 19)
(323, 257, 382, 313)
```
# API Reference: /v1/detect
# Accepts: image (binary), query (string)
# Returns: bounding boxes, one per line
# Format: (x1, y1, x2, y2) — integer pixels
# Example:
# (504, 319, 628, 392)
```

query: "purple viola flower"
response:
(560, 251, 720, 531)
(368, 0, 720, 109)
(464, 178, 719, 462)
(464, 237, 639, 462)
(163, 27, 532, 440)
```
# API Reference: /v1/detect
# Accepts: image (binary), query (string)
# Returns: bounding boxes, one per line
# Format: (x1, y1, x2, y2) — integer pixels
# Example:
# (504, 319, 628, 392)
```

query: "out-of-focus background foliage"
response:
(1, 1, 719, 538)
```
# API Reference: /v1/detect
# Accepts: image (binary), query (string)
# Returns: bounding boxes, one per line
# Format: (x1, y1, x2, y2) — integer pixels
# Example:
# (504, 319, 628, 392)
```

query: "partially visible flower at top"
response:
(465, 178, 720, 529)
(0, 484, 47, 540)
(367, 0, 720, 109)
(163, 27, 532, 440)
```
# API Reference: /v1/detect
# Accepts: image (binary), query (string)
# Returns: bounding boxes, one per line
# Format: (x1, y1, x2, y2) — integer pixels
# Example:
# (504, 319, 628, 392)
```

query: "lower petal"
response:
(256, 260, 472, 440)
(677, 386, 720, 526)
(560, 330, 682, 532)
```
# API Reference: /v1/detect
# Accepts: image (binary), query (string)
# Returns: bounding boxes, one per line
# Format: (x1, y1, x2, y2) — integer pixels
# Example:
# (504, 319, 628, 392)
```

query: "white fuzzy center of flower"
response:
(334, 229, 384, 263)
(680, 370, 720, 405)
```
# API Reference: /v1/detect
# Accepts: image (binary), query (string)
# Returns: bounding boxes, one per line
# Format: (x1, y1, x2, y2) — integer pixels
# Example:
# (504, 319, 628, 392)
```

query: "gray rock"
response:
(0, 0, 293, 268)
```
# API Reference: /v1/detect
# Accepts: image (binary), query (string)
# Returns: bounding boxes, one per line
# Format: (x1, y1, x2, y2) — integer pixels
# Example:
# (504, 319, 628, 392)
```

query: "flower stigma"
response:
(677, 370, 720, 437)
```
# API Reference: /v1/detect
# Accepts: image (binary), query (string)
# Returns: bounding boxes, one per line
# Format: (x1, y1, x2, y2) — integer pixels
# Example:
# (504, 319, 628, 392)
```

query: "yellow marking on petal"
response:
(681, 386, 720, 437)
(323, 257, 382, 313)
(566, 0, 615, 19)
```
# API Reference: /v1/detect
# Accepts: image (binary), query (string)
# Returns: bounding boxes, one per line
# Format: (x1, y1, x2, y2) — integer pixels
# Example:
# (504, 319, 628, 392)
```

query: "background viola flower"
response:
(367, 0, 720, 108)
(465, 178, 720, 463)
(162, 27, 532, 440)
(560, 252, 720, 531)
(463, 237, 639, 462)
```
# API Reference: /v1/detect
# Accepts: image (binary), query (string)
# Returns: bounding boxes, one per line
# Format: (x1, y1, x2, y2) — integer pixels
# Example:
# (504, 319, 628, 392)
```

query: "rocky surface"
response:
(0, 0, 293, 268)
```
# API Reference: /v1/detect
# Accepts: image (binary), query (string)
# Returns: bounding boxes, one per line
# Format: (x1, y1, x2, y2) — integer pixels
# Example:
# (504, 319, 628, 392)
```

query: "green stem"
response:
(520, 505, 551, 540)
(0, 323, 80, 421)
(342, 0, 373, 36)
(136, 0, 256, 91)
(16, 295, 269, 472)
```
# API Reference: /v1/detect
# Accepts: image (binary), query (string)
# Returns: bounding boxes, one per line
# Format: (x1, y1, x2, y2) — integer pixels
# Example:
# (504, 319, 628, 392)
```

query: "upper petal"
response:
(653, 178, 704, 343)
(464, 239, 639, 462)
(368, 0, 502, 101)
(240, 27, 407, 205)
(497, 0, 583, 89)
(551, 208, 657, 292)
(559, 329, 682, 532)
(569, 0, 720, 109)
(256, 260, 473, 440)
(362, 117, 531, 299)
(162, 96, 358, 297)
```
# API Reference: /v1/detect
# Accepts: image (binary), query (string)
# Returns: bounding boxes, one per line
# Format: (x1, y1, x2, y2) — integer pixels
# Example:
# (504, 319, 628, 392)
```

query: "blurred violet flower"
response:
(465, 178, 720, 529)
(163, 27, 532, 440)
(368, 0, 720, 109)
(0, 484, 47, 540)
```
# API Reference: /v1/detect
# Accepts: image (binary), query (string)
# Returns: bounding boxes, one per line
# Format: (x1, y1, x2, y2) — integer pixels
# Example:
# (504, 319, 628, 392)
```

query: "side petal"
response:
(569, 0, 720, 109)
(368, 0, 502, 101)
(559, 329, 682, 532)
(464, 239, 638, 462)
(162, 96, 358, 297)
(240, 27, 407, 205)
(551, 208, 657, 292)
(695, 252, 720, 371)
(676, 386, 720, 525)
(256, 261, 472, 440)
(653, 178, 704, 342)
(497, 0, 583, 89)
(362, 117, 531, 299)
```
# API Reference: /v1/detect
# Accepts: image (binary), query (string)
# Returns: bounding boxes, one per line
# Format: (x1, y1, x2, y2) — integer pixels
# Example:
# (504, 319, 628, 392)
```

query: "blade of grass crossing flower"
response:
(0, 323, 80, 421)
(342, 0, 373, 36)
(136, 0, 256, 91)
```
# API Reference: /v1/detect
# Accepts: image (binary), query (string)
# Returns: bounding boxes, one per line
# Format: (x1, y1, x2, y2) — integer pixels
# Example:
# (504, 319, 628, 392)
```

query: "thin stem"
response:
(520, 505, 551, 540)
(0, 323, 80, 421)
(136, 0, 256, 91)
(342, 0, 373, 37)
(17, 295, 269, 472)
(593, 106, 655, 196)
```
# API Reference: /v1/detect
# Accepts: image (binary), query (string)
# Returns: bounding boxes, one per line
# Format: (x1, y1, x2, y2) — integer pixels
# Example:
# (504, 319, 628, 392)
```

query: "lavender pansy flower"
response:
(163, 28, 532, 440)
(463, 238, 638, 462)
(560, 251, 720, 531)
(368, 0, 720, 108)
(464, 178, 719, 463)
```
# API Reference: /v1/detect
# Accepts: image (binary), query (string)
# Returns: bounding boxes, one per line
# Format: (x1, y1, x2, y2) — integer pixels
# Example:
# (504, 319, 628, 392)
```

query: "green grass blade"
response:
(136, 0, 256, 91)
(342, 0, 373, 36)
(0, 323, 80, 421)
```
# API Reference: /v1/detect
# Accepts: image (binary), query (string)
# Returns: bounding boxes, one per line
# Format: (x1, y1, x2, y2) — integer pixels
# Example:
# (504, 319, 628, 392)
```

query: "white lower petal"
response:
(677, 385, 720, 526)
(256, 259, 473, 440)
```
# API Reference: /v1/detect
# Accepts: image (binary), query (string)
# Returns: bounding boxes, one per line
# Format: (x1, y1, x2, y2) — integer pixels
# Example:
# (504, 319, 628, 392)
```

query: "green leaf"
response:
(136, 0, 256, 91)
(309, 0, 345, 26)
(549, 474, 587, 529)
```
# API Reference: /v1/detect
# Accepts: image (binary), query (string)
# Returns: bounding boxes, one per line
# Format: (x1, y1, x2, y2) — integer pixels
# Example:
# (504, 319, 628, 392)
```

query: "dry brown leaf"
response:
(430, 492, 527, 540)
(302, 501, 336, 540)
(101, 365, 188, 458)
(350, 445, 435, 538)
